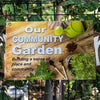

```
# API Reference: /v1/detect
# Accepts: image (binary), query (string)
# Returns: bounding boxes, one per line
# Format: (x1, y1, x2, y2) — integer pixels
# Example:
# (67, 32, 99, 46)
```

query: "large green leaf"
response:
(3, 4, 14, 14)
(0, 16, 5, 26)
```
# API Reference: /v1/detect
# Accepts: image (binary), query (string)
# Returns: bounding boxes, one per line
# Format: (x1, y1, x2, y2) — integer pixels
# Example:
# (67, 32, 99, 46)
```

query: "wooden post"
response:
(44, 80, 53, 100)
(59, 80, 64, 100)
(55, 6, 64, 21)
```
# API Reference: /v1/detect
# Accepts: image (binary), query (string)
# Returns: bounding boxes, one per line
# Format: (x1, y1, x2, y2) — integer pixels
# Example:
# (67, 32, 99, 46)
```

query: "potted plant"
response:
(66, 52, 96, 80)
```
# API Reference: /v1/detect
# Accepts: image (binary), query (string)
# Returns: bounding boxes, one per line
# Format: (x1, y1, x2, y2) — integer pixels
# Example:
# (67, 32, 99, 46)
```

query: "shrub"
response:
(70, 52, 96, 80)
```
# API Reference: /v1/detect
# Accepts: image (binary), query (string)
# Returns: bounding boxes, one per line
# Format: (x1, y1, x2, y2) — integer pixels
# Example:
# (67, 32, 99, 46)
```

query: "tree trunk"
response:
(59, 80, 64, 100)
(55, 6, 64, 21)
(44, 80, 53, 100)
(44, 4, 64, 100)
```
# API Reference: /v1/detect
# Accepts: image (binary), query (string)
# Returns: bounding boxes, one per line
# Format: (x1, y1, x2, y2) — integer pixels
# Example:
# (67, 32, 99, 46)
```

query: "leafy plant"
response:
(0, 16, 5, 26)
(26, 60, 55, 81)
(0, 89, 11, 100)
(61, 0, 100, 32)
(64, 80, 76, 99)
(3, 4, 14, 14)
(61, 0, 99, 15)
(28, 15, 42, 21)
(69, 52, 96, 80)
(2, 1, 55, 21)
(2, 80, 27, 88)
(64, 80, 99, 100)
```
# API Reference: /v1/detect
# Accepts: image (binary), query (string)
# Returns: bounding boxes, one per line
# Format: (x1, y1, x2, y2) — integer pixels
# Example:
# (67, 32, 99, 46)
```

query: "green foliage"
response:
(0, 16, 5, 26)
(29, 15, 42, 21)
(0, 91, 11, 100)
(26, 60, 55, 81)
(64, 80, 96, 100)
(84, 1, 99, 11)
(2, 3, 42, 21)
(3, 4, 14, 14)
(2, 80, 27, 87)
(15, 16, 25, 21)
(82, 81, 93, 97)
(61, 0, 99, 12)
(61, 0, 100, 32)
(1, 1, 54, 21)
(0, 86, 11, 100)
(70, 52, 96, 80)
(61, 0, 84, 6)
(64, 80, 81, 99)
(42, 5, 54, 21)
